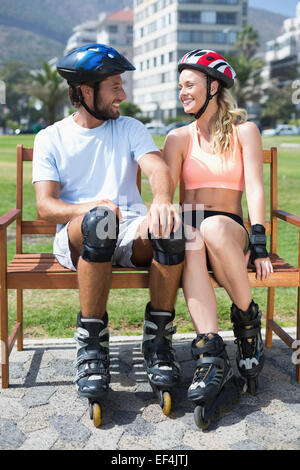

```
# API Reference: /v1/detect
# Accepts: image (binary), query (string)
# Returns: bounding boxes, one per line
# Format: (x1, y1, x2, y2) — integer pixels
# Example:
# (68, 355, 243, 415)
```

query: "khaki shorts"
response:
(53, 213, 147, 271)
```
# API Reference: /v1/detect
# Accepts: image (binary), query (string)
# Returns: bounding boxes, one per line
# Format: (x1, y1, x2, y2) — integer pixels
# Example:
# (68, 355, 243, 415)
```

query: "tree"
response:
(25, 61, 67, 125)
(235, 25, 260, 61)
(261, 82, 297, 128)
(119, 101, 141, 118)
(228, 55, 264, 109)
(0, 62, 33, 130)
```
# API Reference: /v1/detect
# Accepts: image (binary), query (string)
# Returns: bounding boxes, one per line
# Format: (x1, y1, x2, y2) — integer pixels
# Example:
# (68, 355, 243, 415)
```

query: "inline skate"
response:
(188, 333, 246, 430)
(74, 311, 110, 427)
(231, 300, 264, 395)
(142, 302, 181, 416)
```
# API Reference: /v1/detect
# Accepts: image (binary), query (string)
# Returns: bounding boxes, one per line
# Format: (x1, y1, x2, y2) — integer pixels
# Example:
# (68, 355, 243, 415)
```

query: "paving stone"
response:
(1, 336, 299, 450)
(125, 414, 155, 437)
(21, 386, 56, 408)
(149, 420, 186, 449)
(84, 426, 124, 450)
(230, 440, 266, 450)
(50, 415, 91, 442)
(19, 427, 59, 450)
(0, 420, 26, 449)
(0, 396, 28, 421)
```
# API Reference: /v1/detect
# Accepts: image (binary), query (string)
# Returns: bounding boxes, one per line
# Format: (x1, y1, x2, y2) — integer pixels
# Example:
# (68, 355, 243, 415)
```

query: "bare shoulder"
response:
(235, 121, 261, 145)
(164, 123, 191, 151)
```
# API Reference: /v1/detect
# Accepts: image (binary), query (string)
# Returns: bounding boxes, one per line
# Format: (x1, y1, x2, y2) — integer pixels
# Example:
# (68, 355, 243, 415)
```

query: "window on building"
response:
(202, 11, 216, 24)
(216, 12, 237, 25)
(108, 25, 118, 33)
(179, 11, 201, 23)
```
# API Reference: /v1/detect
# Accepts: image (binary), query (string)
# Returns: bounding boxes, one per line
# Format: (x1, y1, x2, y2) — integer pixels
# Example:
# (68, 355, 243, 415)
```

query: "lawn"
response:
(0, 132, 299, 338)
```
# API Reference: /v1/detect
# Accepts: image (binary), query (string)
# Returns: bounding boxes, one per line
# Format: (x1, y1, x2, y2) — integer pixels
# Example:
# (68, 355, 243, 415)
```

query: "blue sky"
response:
(249, 0, 299, 17)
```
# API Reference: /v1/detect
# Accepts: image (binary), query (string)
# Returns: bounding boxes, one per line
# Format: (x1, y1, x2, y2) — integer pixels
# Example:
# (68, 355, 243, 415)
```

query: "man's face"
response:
(95, 74, 127, 120)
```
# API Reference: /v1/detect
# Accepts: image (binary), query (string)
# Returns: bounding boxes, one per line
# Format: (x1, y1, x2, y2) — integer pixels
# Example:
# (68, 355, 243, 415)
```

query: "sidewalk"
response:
(0, 330, 300, 450)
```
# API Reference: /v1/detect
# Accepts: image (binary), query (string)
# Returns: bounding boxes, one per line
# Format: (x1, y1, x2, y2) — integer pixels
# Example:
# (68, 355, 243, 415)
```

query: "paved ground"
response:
(1, 331, 300, 451)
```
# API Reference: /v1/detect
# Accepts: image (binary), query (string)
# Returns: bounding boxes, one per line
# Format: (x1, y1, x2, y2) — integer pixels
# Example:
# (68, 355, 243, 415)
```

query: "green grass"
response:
(1, 133, 299, 338)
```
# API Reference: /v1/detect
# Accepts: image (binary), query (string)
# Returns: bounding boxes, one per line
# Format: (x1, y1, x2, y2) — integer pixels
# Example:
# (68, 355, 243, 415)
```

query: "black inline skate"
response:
(142, 302, 181, 416)
(231, 300, 264, 395)
(74, 311, 110, 427)
(188, 333, 246, 430)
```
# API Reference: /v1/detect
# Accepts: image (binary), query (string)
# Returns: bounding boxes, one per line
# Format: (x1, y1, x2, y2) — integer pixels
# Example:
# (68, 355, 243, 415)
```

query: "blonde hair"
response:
(211, 86, 247, 154)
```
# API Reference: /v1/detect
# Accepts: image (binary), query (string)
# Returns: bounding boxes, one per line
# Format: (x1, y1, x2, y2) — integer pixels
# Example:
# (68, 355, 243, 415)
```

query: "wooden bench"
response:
(0, 145, 300, 388)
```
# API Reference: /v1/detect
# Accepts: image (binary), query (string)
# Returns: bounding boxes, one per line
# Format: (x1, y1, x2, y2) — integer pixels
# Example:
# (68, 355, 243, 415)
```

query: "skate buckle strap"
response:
(191, 338, 224, 360)
(233, 316, 261, 339)
(75, 365, 110, 382)
(195, 356, 224, 369)
(144, 324, 176, 337)
(75, 350, 109, 367)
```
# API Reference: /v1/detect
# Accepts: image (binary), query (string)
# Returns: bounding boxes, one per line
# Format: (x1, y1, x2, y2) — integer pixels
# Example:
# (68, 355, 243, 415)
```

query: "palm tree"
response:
(228, 55, 264, 109)
(235, 25, 260, 61)
(26, 61, 67, 125)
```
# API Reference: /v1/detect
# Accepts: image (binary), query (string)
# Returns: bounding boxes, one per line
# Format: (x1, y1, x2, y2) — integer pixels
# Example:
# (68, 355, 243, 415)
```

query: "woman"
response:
(163, 50, 273, 425)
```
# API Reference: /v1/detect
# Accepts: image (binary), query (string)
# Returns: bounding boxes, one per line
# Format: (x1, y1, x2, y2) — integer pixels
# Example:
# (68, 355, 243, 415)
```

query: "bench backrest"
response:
(15, 144, 278, 255)
(16, 144, 141, 253)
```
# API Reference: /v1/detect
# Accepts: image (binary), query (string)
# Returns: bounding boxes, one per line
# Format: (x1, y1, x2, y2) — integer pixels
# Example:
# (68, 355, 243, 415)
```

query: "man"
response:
(32, 44, 184, 414)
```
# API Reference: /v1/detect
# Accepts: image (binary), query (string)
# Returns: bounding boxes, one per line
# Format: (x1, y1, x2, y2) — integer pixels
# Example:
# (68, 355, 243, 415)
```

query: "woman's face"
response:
(178, 69, 218, 114)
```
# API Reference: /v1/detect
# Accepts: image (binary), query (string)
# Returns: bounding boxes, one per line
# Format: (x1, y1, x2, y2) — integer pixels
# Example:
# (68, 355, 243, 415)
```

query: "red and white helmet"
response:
(178, 49, 236, 89)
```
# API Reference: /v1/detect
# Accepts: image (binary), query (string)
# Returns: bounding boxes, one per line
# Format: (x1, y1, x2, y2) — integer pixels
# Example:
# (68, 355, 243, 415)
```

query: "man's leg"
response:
(131, 217, 184, 414)
(131, 217, 184, 311)
(68, 206, 119, 408)
(68, 214, 112, 318)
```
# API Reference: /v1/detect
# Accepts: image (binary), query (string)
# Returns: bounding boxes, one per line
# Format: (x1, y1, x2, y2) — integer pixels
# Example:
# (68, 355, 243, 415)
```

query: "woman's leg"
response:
(183, 226, 218, 334)
(200, 215, 251, 311)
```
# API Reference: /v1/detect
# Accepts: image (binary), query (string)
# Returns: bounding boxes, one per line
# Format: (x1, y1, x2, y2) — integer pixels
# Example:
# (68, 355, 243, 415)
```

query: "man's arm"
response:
(138, 151, 181, 237)
(34, 180, 120, 224)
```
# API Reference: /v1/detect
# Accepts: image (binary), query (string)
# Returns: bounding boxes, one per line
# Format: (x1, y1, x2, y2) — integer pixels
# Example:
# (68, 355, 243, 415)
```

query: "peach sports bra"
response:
(182, 121, 245, 191)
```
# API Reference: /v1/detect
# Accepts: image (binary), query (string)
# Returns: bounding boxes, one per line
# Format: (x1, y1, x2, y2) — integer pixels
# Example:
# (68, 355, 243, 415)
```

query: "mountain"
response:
(0, 1, 287, 68)
(248, 7, 287, 55)
(0, 0, 132, 67)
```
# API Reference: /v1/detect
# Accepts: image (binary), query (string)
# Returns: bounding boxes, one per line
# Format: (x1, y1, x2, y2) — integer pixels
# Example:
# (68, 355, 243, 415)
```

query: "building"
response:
(264, 2, 300, 85)
(97, 9, 134, 101)
(64, 8, 134, 101)
(133, 0, 248, 120)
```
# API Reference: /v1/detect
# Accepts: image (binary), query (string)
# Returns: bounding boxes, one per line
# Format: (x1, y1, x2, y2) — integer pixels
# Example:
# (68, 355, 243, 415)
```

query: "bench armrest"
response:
(273, 210, 300, 228)
(0, 209, 21, 230)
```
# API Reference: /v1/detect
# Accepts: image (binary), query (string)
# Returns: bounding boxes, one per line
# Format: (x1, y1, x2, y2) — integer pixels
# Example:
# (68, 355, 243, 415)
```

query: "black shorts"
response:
(182, 210, 250, 269)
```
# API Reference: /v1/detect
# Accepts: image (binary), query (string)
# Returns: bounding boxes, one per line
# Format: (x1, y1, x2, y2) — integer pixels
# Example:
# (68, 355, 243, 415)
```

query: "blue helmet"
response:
(57, 43, 135, 84)
(56, 44, 135, 121)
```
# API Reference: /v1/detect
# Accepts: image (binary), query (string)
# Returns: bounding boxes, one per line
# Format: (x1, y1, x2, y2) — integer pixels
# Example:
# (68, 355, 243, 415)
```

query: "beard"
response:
(95, 102, 120, 121)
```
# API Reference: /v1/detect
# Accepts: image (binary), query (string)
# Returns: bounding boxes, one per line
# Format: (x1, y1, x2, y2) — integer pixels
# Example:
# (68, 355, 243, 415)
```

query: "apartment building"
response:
(263, 1, 300, 84)
(65, 8, 134, 101)
(133, 0, 248, 119)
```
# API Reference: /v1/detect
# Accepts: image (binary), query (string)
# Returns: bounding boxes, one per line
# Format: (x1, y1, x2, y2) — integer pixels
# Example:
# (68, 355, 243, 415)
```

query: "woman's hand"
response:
(254, 257, 273, 281)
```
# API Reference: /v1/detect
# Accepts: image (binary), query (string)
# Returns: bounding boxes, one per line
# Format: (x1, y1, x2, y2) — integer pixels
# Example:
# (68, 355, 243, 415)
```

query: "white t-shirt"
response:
(32, 115, 159, 221)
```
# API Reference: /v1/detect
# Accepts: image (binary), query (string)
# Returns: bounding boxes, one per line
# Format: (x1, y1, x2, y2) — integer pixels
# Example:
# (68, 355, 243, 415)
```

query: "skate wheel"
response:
(161, 391, 171, 416)
(90, 402, 101, 427)
(247, 377, 258, 396)
(194, 406, 210, 431)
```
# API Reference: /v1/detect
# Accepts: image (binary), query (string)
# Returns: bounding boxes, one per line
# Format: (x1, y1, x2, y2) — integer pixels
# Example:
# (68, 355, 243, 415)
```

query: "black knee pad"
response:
(81, 206, 119, 263)
(150, 226, 185, 266)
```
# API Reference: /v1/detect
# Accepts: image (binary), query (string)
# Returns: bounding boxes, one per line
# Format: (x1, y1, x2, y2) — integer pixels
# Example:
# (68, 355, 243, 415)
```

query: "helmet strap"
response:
(192, 76, 221, 120)
(74, 82, 109, 121)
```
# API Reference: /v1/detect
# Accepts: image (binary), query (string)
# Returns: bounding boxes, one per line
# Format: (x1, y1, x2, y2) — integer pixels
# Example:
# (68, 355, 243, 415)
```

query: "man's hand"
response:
(147, 199, 181, 238)
(92, 199, 122, 221)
